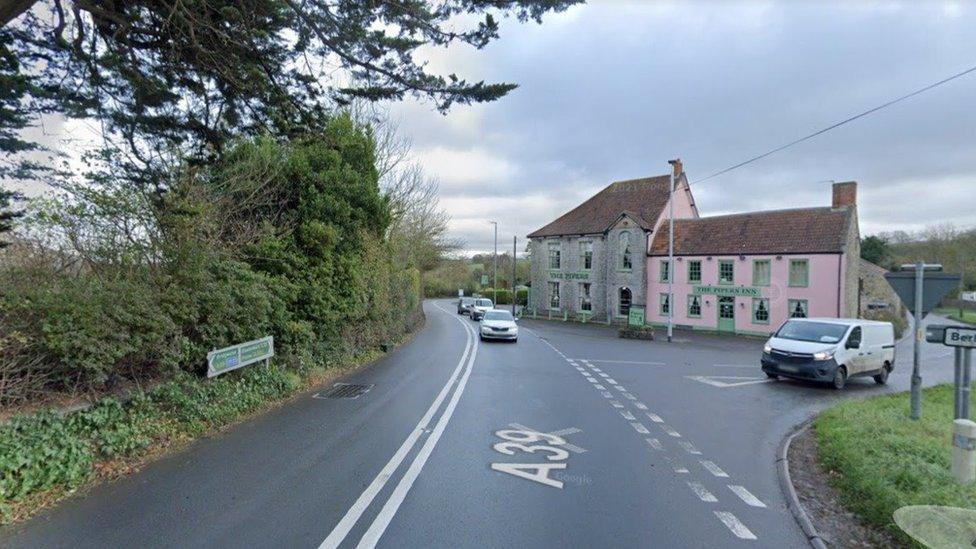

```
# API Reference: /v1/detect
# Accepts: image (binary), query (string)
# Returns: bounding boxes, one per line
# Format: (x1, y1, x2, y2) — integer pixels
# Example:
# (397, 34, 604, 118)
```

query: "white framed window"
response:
(660, 260, 670, 282)
(548, 281, 560, 309)
(579, 282, 592, 312)
(659, 293, 670, 315)
(687, 295, 702, 318)
(548, 241, 561, 270)
(580, 241, 593, 270)
(752, 298, 770, 324)
(619, 231, 632, 270)
(789, 259, 809, 287)
(752, 260, 771, 286)
(688, 260, 701, 283)
(788, 299, 808, 318)
(719, 260, 734, 285)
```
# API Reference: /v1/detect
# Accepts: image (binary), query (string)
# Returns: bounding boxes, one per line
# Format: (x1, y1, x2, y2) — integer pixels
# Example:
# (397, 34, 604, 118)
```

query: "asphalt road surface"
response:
(0, 299, 961, 548)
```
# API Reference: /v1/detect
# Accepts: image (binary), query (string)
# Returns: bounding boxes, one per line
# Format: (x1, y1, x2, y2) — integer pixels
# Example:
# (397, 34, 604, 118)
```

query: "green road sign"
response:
(628, 306, 645, 327)
(207, 336, 274, 378)
(481, 274, 489, 285)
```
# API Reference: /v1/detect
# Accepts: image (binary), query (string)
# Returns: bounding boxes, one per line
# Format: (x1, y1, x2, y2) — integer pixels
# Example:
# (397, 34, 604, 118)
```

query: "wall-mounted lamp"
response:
(677, 257, 683, 262)
(706, 256, 713, 261)
(775, 255, 783, 260)
(739, 255, 746, 261)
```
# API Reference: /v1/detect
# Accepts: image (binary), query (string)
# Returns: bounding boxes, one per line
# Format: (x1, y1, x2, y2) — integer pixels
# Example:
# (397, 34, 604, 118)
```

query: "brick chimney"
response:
(832, 181, 857, 208)
(668, 158, 683, 179)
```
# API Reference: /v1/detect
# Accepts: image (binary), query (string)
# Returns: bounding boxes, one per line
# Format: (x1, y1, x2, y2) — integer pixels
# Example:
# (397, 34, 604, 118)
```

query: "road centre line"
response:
(678, 441, 702, 455)
(645, 412, 663, 423)
(630, 422, 650, 434)
(714, 511, 758, 540)
(700, 460, 729, 478)
(729, 485, 767, 508)
(354, 313, 480, 548)
(620, 410, 636, 420)
(687, 481, 718, 503)
(320, 304, 476, 549)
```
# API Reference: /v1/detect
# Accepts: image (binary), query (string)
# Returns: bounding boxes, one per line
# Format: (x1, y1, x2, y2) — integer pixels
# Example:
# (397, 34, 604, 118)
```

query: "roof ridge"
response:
(673, 205, 834, 222)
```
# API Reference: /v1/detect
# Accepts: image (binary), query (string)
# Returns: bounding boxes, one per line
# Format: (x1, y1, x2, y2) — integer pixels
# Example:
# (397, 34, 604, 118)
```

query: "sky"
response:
(386, 0, 976, 254)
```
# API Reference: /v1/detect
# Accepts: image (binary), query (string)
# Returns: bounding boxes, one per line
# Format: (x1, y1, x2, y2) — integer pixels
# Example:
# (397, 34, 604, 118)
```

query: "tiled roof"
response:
(648, 206, 854, 256)
(527, 175, 671, 238)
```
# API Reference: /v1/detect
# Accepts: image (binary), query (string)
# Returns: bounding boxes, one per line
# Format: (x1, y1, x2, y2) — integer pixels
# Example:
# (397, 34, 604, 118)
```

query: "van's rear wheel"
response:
(765, 372, 778, 379)
(831, 367, 847, 390)
(873, 365, 890, 385)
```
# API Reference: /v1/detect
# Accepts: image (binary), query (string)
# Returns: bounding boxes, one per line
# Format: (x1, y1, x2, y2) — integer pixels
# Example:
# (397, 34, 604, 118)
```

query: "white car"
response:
(761, 317, 895, 389)
(469, 298, 494, 321)
(479, 309, 518, 342)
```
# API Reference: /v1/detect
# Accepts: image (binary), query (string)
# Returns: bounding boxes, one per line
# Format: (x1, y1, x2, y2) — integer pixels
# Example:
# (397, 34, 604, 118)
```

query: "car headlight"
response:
(763, 343, 772, 354)
(813, 351, 834, 361)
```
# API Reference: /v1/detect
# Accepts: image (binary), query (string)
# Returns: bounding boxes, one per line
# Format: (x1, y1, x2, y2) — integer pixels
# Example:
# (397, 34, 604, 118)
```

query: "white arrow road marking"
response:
(728, 485, 766, 508)
(700, 460, 729, 478)
(687, 481, 718, 502)
(714, 511, 757, 540)
(686, 375, 773, 388)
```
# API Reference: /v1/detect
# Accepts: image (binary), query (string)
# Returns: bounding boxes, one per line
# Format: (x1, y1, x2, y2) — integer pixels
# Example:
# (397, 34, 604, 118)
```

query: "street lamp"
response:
(489, 221, 498, 306)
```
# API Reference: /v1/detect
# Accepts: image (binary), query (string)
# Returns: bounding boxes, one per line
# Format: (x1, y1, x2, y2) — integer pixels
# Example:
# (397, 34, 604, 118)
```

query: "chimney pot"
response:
(832, 181, 857, 208)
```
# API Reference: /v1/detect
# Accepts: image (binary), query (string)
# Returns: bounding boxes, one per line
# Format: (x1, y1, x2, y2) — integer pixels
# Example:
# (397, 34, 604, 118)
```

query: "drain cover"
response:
(314, 383, 374, 399)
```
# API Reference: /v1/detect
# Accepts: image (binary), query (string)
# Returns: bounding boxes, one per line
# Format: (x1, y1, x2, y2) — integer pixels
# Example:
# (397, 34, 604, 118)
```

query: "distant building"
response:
(527, 162, 862, 335)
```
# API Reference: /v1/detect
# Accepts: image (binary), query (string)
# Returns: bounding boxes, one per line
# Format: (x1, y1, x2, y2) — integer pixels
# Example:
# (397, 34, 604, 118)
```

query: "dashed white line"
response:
(660, 424, 681, 438)
(645, 438, 664, 450)
(700, 460, 729, 478)
(634, 402, 648, 410)
(605, 378, 618, 384)
(728, 485, 766, 508)
(609, 400, 624, 408)
(687, 481, 718, 503)
(594, 384, 607, 390)
(584, 359, 666, 365)
(674, 467, 690, 474)
(645, 412, 663, 423)
(620, 410, 636, 420)
(598, 373, 609, 378)
(714, 511, 757, 540)
(602, 391, 614, 399)
(630, 422, 650, 434)
(622, 392, 637, 400)
(678, 441, 702, 455)
(614, 385, 627, 391)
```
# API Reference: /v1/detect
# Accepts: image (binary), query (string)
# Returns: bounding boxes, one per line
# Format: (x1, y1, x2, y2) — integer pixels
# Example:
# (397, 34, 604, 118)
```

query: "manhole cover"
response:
(314, 383, 374, 399)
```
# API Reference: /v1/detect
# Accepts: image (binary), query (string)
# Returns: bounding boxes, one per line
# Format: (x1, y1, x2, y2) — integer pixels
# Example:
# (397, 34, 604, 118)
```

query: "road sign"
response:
(480, 274, 489, 285)
(628, 306, 645, 327)
(945, 327, 976, 348)
(207, 336, 274, 378)
(884, 271, 961, 315)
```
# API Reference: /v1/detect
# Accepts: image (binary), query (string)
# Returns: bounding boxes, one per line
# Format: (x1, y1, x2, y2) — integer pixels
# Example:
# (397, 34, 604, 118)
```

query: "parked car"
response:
(479, 309, 518, 342)
(457, 297, 475, 315)
(761, 318, 895, 390)
(469, 298, 494, 321)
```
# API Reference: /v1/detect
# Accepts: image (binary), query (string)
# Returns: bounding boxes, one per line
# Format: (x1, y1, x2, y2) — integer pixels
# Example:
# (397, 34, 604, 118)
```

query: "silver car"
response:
(469, 298, 494, 321)
(479, 309, 518, 342)
(457, 297, 475, 315)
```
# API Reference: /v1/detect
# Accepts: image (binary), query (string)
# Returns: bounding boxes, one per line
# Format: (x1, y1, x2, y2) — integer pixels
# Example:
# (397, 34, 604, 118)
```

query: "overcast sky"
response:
(389, 1, 976, 254)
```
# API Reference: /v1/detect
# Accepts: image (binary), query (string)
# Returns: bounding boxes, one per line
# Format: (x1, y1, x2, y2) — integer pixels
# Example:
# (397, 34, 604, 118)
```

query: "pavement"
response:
(0, 299, 962, 548)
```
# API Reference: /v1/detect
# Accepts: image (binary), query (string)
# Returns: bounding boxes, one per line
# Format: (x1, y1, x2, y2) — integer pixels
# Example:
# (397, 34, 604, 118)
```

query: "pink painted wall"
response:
(645, 253, 845, 335)
(646, 178, 698, 253)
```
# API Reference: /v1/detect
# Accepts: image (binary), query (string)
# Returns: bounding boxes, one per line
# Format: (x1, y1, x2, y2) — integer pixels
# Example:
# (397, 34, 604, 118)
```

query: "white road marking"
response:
(581, 359, 666, 366)
(728, 485, 766, 508)
(623, 393, 637, 400)
(353, 315, 480, 548)
(594, 384, 607, 390)
(620, 410, 636, 420)
(598, 373, 609, 378)
(609, 400, 624, 408)
(634, 402, 648, 410)
(645, 412, 663, 423)
(674, 467, 690, 474)
(700, 460, 729, 478)
(614, 385, 627, 391)
(678, 441, 702, 455)
(687, 481, 718, 503)
(590, 367, 603, 373)
(321, 304, 476, 549)
(660, 425, 681, 438)
(605, 378, 618, 384)
(507, 423, 588, 454)
(686, 375, 773, 388)
(713, 364, 761, 369)
(630, 422, 650, 434)
(603, 392, 615, 399)
(714, 511, 757, 540)
(645, 438, 664, 450)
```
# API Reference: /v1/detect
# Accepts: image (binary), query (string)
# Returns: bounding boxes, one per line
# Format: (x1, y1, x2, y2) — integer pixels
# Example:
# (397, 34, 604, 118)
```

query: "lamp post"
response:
(489, 221, 498, 306)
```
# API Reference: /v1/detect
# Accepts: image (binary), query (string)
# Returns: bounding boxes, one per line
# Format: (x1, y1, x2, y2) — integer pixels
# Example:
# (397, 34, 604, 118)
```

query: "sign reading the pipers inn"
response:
(207, 336, 274, 378)
(549, 271, 590, 280)
(692, 285, 761, 297)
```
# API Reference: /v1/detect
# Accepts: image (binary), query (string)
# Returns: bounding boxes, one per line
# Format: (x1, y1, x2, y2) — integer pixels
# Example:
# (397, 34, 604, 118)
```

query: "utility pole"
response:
(903, 261, 944, 420)
(512, 236, 518, 317)
(489, 221, 498, 306)
(666, 159, 679, 343)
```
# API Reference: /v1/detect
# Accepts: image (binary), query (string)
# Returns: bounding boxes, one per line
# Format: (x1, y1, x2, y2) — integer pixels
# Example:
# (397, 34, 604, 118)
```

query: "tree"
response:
(860, 235, 890, 266)
(0, 186, 21, 247)
(1, 0, 579, 188)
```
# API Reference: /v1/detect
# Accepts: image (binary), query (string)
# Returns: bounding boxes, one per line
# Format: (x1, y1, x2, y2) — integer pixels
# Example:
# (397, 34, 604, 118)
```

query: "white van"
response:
(761, 318, 895, 389)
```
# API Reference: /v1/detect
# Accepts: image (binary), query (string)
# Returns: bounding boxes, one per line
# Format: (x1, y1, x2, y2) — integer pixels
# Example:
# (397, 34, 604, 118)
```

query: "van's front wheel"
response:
(831, 366, 847, 390)
(873, 365, 890, 385)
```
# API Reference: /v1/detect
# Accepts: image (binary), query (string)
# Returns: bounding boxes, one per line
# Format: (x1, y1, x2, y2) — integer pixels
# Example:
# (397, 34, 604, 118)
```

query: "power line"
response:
(694, 63, 976, 185)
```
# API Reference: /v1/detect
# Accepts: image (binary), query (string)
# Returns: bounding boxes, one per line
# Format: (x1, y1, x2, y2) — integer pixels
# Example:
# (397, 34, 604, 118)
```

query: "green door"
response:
(717, 296, 735, 333)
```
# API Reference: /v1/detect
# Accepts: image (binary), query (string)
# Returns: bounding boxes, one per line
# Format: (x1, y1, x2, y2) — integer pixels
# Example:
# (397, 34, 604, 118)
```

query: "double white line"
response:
(319, 305, 479, 549)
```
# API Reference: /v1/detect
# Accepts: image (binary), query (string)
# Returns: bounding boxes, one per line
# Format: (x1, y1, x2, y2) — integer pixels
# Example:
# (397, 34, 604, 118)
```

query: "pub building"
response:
(527, 161, 860, 336)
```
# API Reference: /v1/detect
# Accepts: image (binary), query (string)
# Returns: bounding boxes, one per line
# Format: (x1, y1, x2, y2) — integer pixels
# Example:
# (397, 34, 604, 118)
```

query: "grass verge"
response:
(933, 307, 976, 325)
(0, 321, 421, 525)
(813, 383, 976, 544)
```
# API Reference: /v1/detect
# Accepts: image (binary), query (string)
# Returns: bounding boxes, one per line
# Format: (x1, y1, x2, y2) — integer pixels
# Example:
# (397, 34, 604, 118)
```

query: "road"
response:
(0, 300, 960, 548)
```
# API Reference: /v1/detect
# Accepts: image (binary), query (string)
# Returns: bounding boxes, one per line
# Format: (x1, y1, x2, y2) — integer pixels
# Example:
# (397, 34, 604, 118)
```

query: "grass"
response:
(814, 383, 976, 544)
(933, 307, 976, 325)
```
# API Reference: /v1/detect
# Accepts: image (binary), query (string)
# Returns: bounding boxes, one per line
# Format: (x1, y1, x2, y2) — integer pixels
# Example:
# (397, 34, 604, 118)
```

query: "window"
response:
(660, 260, 671, 282)
(660, 293, 670, 315)
(719, 260, 734, 285)
(580, 241, 593, 270)
(579, 283, 592, 312)
(688, 260, 702, 283)
(687, 295, 702, 318)
(752, 260, 771, 286)
(548, 281, 560, 309)
(548, 242, 561, 270)
(788, 299, 808, 318)
(847, 326, 862, 348)
(619, 287, 632, 317)
(752, 298, 770, 324)
(619, 231, 632, 270)
(789, 259, 809, 287)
